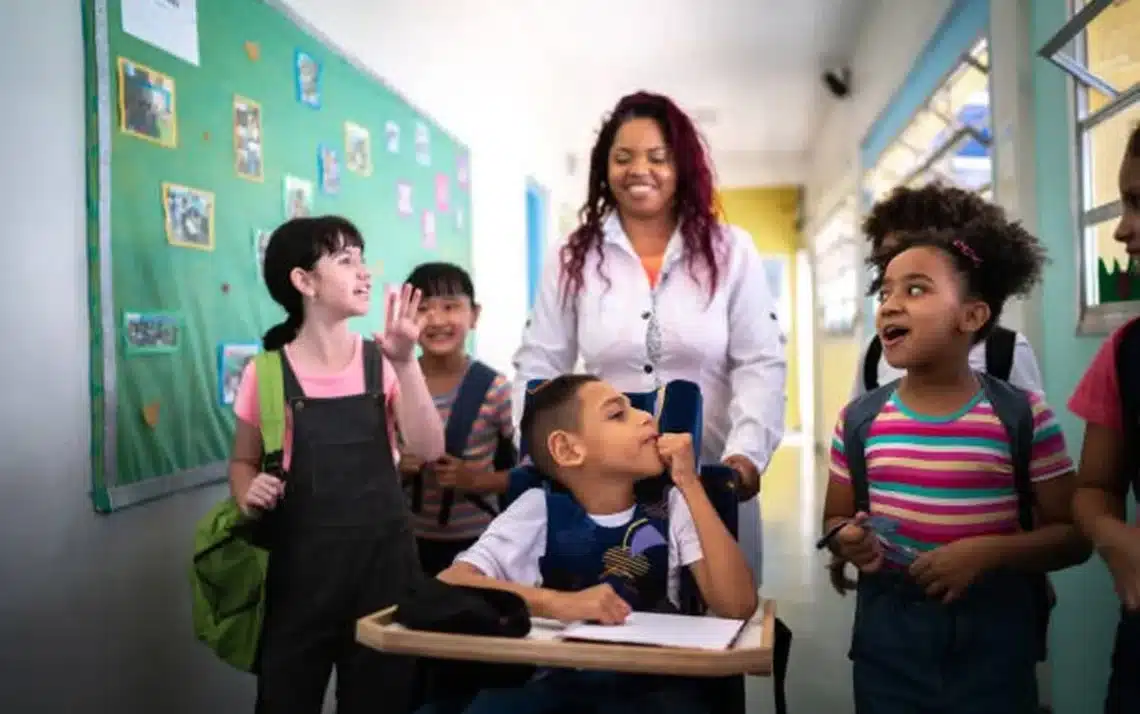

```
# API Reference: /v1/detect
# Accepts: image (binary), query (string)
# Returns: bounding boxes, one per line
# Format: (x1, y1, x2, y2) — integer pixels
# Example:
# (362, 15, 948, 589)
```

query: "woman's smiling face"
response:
(607, 117, 676, 221)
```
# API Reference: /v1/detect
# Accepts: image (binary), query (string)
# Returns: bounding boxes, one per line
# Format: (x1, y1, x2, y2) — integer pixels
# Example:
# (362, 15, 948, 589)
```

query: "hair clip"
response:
(952, 239, 982, 267)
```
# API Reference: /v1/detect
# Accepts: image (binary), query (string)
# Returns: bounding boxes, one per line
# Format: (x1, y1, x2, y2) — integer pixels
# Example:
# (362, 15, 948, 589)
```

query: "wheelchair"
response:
(415, 379, 791, 714)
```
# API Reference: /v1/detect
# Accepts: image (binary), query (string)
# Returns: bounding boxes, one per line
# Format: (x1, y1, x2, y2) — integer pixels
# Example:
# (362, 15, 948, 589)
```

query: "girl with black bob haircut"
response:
(821, 214, 1090, 712)
(229, 215, 445, 714)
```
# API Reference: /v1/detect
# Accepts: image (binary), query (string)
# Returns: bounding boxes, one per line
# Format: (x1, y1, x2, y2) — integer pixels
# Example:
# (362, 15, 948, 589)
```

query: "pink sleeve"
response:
(491, 376, 514, 441)
(233, 361, 260, 426)
(1067, 326, 1126, 433)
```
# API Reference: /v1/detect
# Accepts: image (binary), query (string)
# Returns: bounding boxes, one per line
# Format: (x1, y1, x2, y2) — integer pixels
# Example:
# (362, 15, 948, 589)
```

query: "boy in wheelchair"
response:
(421, 374, 757, 714)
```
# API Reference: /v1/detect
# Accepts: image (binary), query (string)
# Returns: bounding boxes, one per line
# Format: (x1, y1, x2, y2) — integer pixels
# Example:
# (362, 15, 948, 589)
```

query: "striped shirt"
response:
(408, 368, 513, 541)
(829, 389, 1072, 554)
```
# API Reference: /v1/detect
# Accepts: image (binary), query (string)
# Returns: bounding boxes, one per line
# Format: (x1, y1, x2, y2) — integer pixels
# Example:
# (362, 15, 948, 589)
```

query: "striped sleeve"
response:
(829, 409, 850, 483)
(1027, 392, 1073, 483)
(489, 375, 514, 441)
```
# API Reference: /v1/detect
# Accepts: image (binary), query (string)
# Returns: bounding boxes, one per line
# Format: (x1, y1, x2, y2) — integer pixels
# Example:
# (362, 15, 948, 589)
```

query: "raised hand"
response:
(374, 283, 424, 364)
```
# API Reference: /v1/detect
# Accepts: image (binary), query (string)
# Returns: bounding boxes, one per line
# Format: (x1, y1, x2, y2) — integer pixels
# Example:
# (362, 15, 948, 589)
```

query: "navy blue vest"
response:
(539, 490, 674, 613)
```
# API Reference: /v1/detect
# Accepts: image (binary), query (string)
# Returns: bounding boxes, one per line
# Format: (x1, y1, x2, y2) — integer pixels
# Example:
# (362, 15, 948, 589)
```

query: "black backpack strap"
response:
(1117, 320, 1140, 500)
(842, 381, 897, 512)
(436, 361, 501, 526)
(978, 372, 1035, 531)
(984, 326, 1017, 382)
(863, 336, 883, 394)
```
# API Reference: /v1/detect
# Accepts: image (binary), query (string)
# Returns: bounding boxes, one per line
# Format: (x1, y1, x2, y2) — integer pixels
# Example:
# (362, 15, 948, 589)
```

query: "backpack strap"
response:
(254, 350, 286, 479)
(863, 336, 883, 394)
(842, 381, 898, 513)
(977, 372, 1035, 531)
(1117, 319, 1140, 499)
(435, 361, 502, 526)
(984, 326, 1017, 382)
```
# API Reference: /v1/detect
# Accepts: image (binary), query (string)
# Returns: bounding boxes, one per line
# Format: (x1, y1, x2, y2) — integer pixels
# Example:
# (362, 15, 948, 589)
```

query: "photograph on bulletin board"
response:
(283, 175, 314, 219)
(233, 95, 264, 181)
(295, 49, 321, 108)
(345, 121, 372, 176)
(162, 182, 215, 251)
(217, 343, 259, 406)
(122, 311, 182, 355)
(117, 57, 177, 148)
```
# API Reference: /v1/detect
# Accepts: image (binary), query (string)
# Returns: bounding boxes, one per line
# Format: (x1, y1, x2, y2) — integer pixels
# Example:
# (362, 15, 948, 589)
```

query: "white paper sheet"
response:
(558, 612, 745, 651)
(121, 0, 200, 66)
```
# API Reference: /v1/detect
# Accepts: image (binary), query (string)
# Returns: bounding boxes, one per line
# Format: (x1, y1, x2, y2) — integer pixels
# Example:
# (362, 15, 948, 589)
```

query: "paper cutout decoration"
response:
(163, 182, 215, 251)
(218, 343, 259, 406)
(421, 210, 437, 250)
(456, 207, 465, 231)
(457, 152, 469, 189)
(244, 41, 260, 61)
(123, 311, 181, 355)
(344, 121, 372, 176)
(295, 50, 321, 108)
(233, 96, 263, 181)
(142, 402, 161, 427)
(318, 144, 341, 194)
(385, 120, 400, 153)
(283, 175, 314, 219)
(202, 131, 210, 141)
(396, 181, 413, 217)
(414, 122, 431, 166)
(221, 282, 230, 294)
(117, 57, 177, 148)
(435, 173, 450, 213)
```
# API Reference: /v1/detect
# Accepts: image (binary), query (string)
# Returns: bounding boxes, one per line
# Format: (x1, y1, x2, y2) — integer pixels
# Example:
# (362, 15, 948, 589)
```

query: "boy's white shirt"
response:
(455, 487, 705, 608)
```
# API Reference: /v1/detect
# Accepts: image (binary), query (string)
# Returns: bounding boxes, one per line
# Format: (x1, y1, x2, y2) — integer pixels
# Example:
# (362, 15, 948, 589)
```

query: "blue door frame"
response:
(525, 179, 548, 309)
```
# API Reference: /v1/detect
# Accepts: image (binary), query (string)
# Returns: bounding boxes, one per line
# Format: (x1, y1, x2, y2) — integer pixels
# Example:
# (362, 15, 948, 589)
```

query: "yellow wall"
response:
(717, 187, 802, 432)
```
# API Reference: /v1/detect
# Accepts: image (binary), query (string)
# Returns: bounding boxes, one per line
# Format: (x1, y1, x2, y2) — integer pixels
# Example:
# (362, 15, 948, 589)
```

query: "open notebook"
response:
(557, 612, 746, 651)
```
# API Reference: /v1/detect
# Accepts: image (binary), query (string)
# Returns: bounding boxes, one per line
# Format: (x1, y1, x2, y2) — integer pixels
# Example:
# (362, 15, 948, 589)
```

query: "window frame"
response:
(811, 196, 860, 337)
(861, 35, 995, 207)
(1038, 0, 1140, 334)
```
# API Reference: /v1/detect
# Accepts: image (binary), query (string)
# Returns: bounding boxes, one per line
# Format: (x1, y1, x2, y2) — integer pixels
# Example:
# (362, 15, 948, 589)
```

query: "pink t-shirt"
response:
(1067, 317, 1140, 433)
(233, 334, 400, 469)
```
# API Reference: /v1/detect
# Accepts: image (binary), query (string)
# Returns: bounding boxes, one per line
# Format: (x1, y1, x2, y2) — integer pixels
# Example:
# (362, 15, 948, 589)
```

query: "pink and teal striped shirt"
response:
(829, 390, 1072, 553)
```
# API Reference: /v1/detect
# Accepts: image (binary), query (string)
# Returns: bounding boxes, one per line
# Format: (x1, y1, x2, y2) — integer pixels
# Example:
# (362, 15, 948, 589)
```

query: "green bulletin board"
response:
(82, 0, 473, 512)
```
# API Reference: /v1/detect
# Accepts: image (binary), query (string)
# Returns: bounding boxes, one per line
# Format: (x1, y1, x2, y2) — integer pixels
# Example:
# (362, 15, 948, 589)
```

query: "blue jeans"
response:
(851, 571, 1039, 714)
(415, 669, 708, 714)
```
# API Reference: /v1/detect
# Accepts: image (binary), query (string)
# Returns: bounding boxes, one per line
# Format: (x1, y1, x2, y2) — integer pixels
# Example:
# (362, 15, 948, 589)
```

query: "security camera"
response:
(822, 67, 852, 99)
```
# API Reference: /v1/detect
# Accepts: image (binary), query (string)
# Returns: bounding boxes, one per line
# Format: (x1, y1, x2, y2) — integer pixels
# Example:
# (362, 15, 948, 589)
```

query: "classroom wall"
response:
(718, 187, 803, 432)
(1029, 2, 1123, 711)
(0, 1, 556, 711)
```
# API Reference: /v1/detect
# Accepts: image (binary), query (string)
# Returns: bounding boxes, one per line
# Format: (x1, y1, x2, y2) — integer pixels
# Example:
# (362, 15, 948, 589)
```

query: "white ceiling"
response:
(516, 0, 872, 174)
(282, 0, 870, 186)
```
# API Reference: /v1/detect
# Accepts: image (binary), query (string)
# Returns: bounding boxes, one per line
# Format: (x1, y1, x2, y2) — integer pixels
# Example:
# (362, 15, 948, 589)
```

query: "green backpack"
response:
(190, 350, 286, 673)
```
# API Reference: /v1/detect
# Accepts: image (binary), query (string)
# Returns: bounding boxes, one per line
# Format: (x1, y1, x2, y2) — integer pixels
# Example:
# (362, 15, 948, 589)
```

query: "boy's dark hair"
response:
(875, 218, 1046, 343)
(1129, 123, 1140, 157)
(405, 262, 476, 303)
(520, 374, 601, 477)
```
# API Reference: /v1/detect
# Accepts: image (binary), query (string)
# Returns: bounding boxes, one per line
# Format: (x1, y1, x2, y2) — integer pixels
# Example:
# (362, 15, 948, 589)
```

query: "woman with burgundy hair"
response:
(511, 91, 786, 585)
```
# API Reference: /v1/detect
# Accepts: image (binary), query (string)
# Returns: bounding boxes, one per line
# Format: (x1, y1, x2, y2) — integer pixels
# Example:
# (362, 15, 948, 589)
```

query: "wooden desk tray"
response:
(356, 599, 775, 678)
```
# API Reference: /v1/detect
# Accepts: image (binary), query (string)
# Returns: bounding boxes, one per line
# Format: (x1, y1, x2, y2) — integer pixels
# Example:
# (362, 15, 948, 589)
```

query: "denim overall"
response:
(851, 569, 1039, 714)
(454, 490, 707, 714)
(255, 341, 421, 714)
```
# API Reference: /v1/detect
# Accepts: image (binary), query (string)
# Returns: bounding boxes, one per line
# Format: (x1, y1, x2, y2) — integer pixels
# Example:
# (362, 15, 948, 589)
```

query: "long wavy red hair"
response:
(559, 91, 723, 307)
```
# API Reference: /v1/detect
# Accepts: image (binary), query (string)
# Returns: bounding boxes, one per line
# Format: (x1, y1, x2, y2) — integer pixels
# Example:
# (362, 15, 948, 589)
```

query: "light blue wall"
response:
(858, 0, 990, 336)
(1030, 1, 1122, 711)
